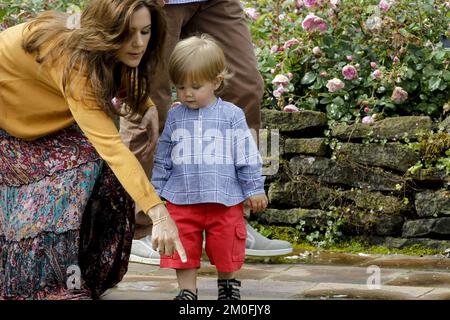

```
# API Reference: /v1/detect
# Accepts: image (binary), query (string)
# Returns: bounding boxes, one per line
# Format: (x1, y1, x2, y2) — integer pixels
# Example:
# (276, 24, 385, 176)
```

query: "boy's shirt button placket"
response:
(198, 112, 202, 144)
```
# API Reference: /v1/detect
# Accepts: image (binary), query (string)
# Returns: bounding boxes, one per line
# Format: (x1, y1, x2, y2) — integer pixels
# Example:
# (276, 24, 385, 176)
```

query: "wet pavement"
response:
(102, 252, 450, 300)
(101, 250, 450, 300)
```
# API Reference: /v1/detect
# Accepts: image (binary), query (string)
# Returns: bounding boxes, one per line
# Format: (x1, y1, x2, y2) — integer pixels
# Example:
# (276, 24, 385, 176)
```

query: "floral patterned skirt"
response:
(0, 126, 135, 299)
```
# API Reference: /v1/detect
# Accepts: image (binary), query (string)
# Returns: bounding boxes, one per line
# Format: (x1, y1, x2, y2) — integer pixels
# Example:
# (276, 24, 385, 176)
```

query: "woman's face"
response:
(117, 6, 152, 68)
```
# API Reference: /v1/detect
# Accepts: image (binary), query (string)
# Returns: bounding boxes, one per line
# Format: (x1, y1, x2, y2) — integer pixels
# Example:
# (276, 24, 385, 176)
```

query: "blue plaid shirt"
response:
(152, 98, 265, 206)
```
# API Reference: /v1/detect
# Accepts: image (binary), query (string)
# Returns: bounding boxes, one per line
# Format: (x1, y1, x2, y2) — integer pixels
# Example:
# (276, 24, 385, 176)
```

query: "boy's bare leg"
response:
(217, 271, 235, 280)
(176, 268, 198, 292)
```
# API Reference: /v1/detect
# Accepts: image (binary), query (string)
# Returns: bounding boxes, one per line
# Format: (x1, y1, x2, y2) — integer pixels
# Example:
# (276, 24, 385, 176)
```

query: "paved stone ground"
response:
(101, 251, 450, 300)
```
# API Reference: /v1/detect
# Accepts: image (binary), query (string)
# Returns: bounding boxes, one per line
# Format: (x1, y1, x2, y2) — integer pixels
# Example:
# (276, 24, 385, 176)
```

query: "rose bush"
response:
(0, 0, 84, 30)
(243, 0, 450, 123)
(2, 0, 449, 124)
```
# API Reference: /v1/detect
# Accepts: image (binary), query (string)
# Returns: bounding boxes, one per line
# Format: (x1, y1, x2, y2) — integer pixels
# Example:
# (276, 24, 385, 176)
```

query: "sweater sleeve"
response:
(63, 74, 163, 213)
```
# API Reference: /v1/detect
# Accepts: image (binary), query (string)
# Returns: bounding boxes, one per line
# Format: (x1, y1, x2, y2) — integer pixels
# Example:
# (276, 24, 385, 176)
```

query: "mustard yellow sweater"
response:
(0, 23, 162, 213)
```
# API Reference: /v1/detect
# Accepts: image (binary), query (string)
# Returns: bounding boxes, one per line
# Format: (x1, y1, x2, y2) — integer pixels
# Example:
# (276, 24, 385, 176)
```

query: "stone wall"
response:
(258, 110, 450, 251)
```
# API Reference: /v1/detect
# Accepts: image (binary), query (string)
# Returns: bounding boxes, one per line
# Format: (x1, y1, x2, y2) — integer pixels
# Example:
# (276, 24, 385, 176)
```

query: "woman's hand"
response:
(244, 193, 268, 213)
(147, 203, 187, 262)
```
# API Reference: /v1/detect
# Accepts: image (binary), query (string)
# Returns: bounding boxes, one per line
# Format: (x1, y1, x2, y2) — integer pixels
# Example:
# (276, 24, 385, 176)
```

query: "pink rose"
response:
(271, 45, 279, 53)
(319, 71, 328, 77)
(346, 55, 353, 61)
(302, 14, 328, 33)
(284, 38, 300, 49)
(393, 55, 400, 63)
(304, 0, 318, 8)
(362, 115, 375, 124)
(372, 69, 382, 79)
(330, 0, 341, 9)
(287, 72, 294, 80)
(272, 74, 290, 87)
(244, 7, 260, 20)
(379, 0, 391, 12)
(370, 62, 377, 69)
(312, 46, 322, 56)
(342, 64, 358, 80)
(273, 86, 286, 99)
(326, 78, 345, 92)
(283, 104, 299, 112)
(391, 87, 408, 103)
(365, 15, 383, 32)
(364, 107, 370, 113)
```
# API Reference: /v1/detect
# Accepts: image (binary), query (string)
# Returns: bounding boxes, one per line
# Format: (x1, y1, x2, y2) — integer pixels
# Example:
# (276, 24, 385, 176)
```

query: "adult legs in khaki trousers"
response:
(151, 0, 264, 133)
(122, 0, 264, 240)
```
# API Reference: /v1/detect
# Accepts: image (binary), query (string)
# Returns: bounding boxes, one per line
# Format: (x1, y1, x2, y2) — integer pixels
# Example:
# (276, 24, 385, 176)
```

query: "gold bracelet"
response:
(152, 215, 168, 226)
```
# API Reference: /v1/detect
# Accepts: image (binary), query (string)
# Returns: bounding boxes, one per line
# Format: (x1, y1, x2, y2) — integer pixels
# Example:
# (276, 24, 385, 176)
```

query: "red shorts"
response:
(160, 202, 246, 273)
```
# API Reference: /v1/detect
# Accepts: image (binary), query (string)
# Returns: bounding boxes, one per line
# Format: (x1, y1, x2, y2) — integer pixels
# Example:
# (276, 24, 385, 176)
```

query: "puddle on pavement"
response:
(244, 248, 450, 271)
(244, 248, 373, 266)
(385, 273, 450, 287)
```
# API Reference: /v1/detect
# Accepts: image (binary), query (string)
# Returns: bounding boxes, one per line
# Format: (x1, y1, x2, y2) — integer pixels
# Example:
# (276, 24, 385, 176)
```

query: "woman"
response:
(0, 0, 185, 299)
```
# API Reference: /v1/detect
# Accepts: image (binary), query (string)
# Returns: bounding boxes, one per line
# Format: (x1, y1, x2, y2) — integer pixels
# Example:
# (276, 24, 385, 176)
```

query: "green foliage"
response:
(419, 130, 450, 162)
(405, 130, 450, 174)
(242, 0, 450, 121)
(0, 0, 85, 29)
(250, 206, 348, 248)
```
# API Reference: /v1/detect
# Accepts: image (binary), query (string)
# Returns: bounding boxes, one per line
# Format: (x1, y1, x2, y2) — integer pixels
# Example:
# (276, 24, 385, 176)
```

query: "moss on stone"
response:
(419, 131, 450, 164)
(251, 223, 442, 256)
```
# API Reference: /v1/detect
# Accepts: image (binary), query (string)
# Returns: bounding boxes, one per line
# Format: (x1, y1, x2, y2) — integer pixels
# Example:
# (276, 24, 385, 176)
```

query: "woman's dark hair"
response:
(23, 0, 167, 116)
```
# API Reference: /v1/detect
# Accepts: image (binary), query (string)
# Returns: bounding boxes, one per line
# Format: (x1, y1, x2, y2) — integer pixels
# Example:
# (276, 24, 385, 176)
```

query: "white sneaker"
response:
(129, 235, 160, 265)
(245, 223, 293, 257)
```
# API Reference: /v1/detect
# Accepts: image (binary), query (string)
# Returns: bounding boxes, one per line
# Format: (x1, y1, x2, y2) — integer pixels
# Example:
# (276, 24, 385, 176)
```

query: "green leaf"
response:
(310, 80, 323, 90)
(332, 97, 345, 106)
(0, 8, 6, 21)
(428, 77, 441, 91)
(320, 97, 333, 104)
(301, 72, 317, 85)
(433, 49, 446, 62)
(442, 70, 450, 82)
(406, 68, 415, 79)
(423, 65, 439, 77)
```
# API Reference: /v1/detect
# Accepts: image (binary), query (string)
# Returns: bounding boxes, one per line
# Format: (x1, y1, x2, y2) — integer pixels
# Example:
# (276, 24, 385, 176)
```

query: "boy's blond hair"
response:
(169, 34, 232, 92)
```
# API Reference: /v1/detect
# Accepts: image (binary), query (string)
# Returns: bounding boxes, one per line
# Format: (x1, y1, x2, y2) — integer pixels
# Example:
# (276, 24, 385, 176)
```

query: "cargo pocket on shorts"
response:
(232, 223, 247, 262)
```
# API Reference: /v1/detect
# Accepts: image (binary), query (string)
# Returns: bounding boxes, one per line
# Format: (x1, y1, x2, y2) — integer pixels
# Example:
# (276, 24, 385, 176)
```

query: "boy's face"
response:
(175, 78, 221, 109)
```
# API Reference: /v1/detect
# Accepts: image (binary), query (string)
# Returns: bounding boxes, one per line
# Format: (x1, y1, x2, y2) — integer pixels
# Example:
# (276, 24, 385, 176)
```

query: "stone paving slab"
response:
(420, 288, 450, 300)
(100, 261, 450, 300)
(267, 265, 404, 285)
(384, 271, 450, 287)
(358, 255, 450, 270)
(299, 283, 436, 300)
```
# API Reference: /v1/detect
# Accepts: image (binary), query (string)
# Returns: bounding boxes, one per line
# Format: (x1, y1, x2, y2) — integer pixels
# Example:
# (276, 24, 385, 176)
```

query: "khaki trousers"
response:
(151, 0, 264, 132)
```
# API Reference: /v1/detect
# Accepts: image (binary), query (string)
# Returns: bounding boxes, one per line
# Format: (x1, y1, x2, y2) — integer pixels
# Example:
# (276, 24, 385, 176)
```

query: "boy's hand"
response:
(244, 193, 268, 213)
